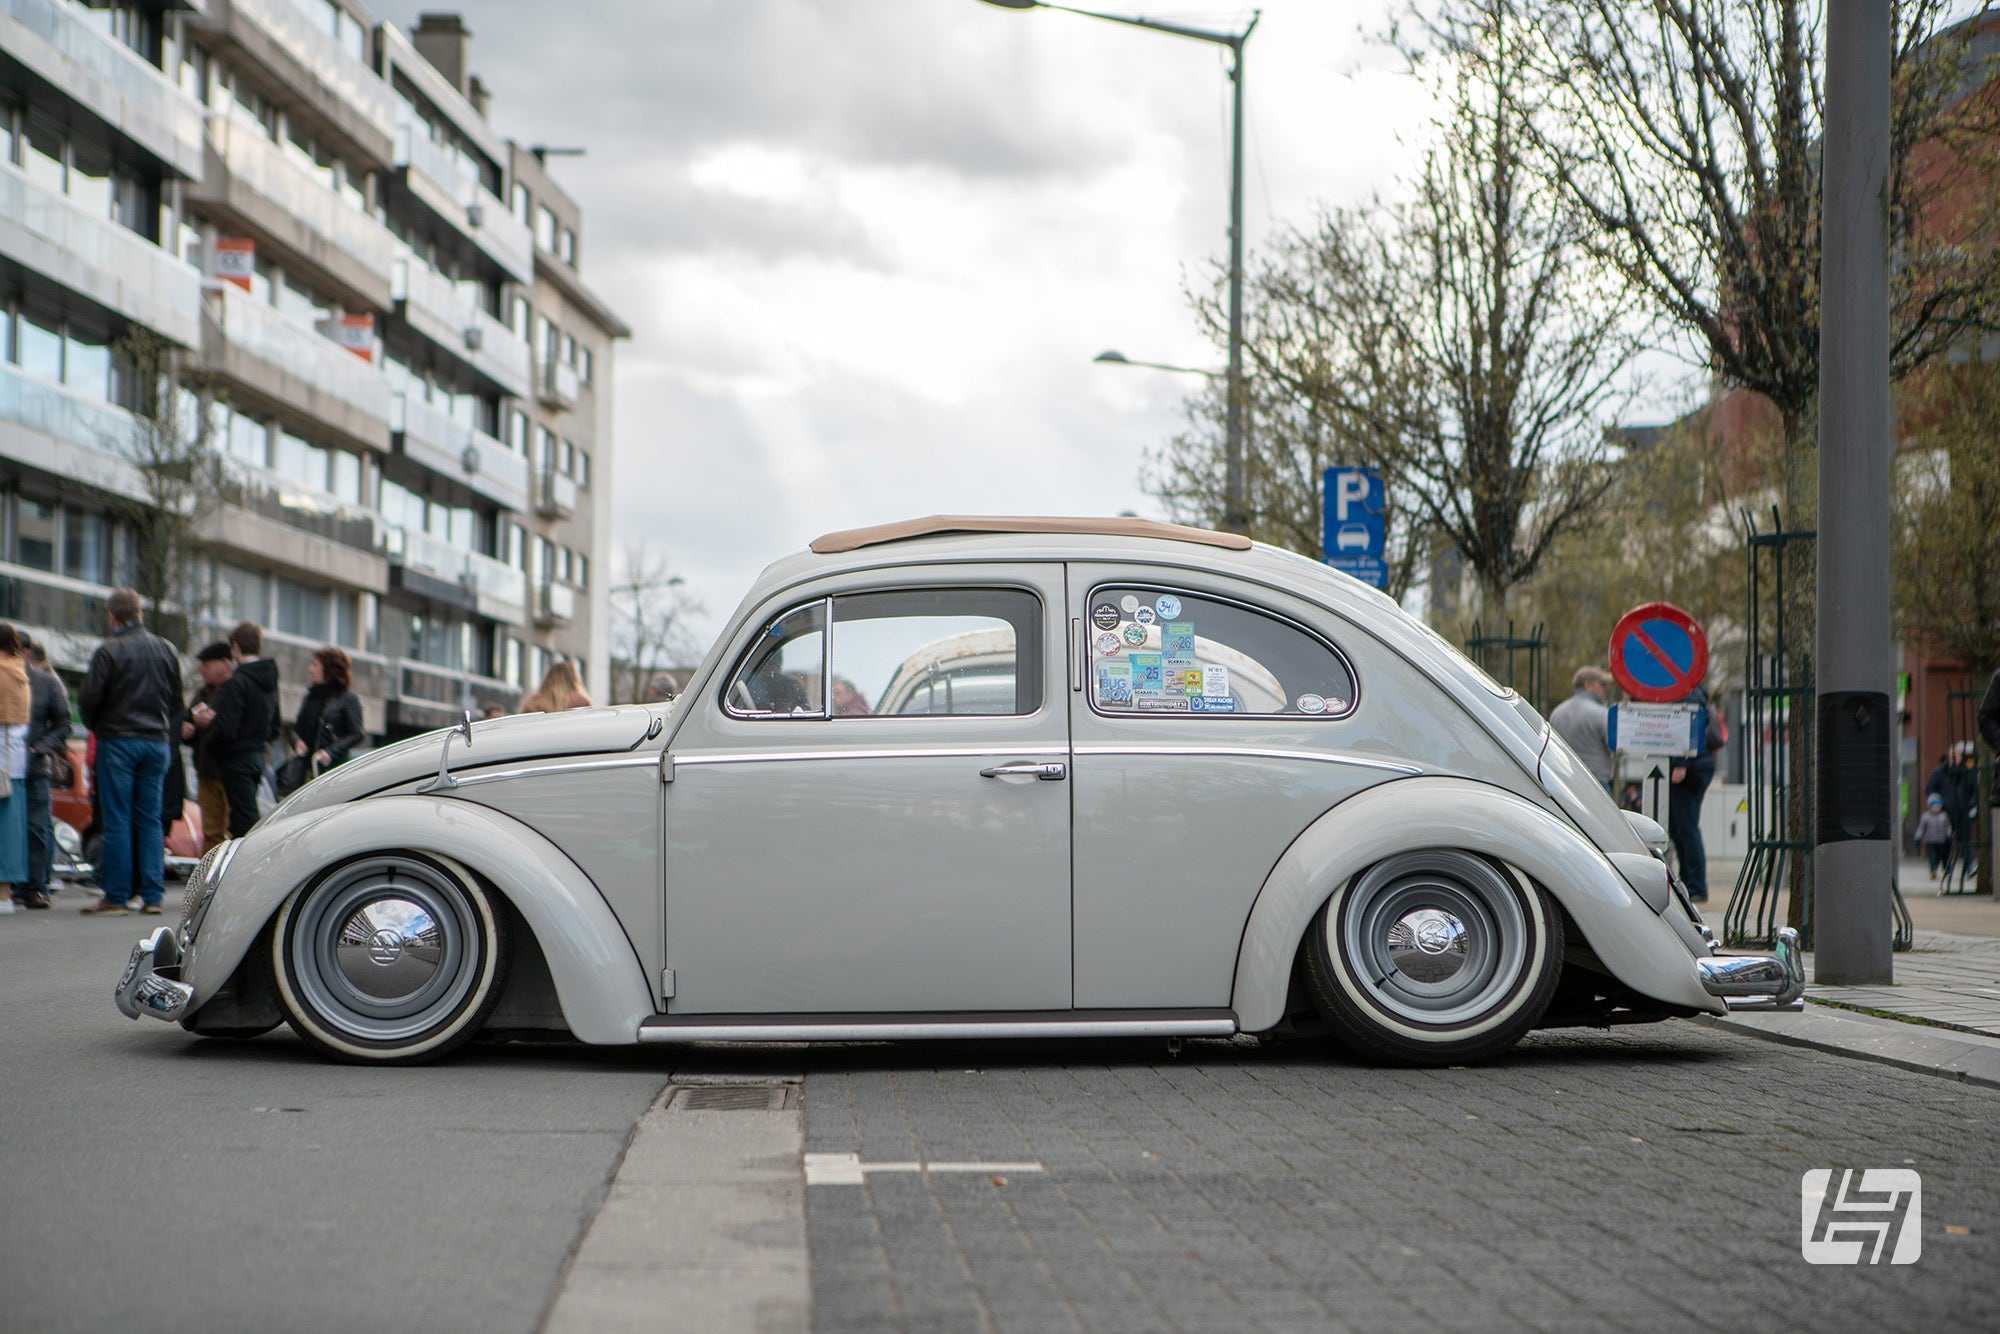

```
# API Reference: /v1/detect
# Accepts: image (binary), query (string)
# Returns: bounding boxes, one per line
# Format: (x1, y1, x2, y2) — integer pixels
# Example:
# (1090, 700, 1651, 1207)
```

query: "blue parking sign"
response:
(1323, 467, 1386, 588)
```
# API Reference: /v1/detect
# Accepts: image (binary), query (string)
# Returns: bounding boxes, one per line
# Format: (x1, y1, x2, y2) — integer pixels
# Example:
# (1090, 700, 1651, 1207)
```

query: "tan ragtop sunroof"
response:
(808, 515, 1254, 555)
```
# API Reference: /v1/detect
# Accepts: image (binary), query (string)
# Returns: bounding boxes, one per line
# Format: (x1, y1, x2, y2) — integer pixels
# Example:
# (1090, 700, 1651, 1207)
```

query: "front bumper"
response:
(114, 927, 195, 1022)
(1696, 926, 1805, 1010)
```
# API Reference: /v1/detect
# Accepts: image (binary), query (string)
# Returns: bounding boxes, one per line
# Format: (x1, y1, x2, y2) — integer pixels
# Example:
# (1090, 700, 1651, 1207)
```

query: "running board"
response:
(636, 1008, 1239, 1044)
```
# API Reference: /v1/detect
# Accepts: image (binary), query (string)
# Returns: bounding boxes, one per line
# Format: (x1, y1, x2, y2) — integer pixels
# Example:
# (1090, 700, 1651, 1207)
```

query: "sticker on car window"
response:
(1119, 594, 1139, 614)
(1122, 622, 1148, 646)
(1162, 622, 1195, 656)
(1092, 603, 1121, 630)
(1096, 632, 1121, 656)
(1297, 693, 1326, 714)
(1190, 696, 1235, 713)
(1155, 594, 1182, 619)
(1134, 606, 1156, 626)
(1096, 661, 1133, 702)
(1139, 696, 1190, 711)
(1132, 653, 1164, 693)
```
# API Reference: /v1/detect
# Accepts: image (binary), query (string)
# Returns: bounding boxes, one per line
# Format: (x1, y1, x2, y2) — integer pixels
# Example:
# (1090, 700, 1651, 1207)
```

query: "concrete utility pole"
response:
(1814, 0, 1895, 984)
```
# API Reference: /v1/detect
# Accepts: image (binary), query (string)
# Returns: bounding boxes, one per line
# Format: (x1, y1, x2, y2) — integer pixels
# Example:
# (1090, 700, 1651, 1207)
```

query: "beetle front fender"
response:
(1230, 776, 1721, 1032)
(181, 796, 655, 1044)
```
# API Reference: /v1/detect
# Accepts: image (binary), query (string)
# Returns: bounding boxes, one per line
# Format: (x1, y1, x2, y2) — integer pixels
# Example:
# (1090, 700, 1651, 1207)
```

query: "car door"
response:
(1066, 567, 1397, 1009)
(662, 564, 1073, 1014)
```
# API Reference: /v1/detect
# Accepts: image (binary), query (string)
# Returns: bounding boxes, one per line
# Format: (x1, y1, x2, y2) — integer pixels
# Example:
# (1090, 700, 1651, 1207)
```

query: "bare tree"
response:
(103, 328, 220, 650)
(608, 543, 704, 704)
(1151, 0, 1638, 618)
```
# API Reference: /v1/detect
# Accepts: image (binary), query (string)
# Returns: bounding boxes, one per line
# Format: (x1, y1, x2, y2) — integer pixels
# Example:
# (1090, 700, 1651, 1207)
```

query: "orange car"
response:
(51, 738, 203, 880)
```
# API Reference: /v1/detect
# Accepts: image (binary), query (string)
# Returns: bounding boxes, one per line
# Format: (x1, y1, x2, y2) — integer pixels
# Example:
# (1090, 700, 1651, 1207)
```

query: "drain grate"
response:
(665, 1084, 794, 1112)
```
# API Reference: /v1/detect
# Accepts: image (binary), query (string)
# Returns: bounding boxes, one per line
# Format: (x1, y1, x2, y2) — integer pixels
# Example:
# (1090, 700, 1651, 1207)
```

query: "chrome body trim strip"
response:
(637, 1014, 1240, 1043)
(1698, 927, 1805, 1010)
(440, 755, 664, 788)
(1070, 744, 1420, 774)
(672, 745, 1061, 768)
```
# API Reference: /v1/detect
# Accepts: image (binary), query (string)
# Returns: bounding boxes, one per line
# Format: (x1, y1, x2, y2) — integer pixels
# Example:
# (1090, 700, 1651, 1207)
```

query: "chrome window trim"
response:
(720, 595, 832, 721)
(1082, 579, 1362, 722)
(1069, 743, 1418, 775)
(638, 1015, 1239, 1043)
(673, 744, 1062, 769)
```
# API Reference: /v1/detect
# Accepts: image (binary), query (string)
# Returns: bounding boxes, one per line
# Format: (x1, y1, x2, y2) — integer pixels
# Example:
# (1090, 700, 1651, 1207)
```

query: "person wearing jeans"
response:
(22, 638, 70, 907)
(77, 589, 182, 914)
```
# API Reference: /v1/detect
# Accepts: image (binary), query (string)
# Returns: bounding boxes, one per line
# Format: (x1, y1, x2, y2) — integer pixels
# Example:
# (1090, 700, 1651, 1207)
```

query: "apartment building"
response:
(0, 0, 626, 740)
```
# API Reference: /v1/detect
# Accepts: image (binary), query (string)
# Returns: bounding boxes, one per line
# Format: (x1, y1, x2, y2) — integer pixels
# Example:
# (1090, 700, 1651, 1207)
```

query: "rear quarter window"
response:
(1085, 585, 1357, 719)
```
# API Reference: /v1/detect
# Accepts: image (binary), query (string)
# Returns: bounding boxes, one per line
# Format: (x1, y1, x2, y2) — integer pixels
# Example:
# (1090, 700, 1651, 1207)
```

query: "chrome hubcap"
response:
(1338, 852, 1530, 1026)
(333, 897, 445, 1002)
(290, 858, 480, 1042)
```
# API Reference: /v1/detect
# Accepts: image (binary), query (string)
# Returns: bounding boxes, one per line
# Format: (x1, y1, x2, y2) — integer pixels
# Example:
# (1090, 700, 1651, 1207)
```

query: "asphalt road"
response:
(7, 897, 2000, 1333)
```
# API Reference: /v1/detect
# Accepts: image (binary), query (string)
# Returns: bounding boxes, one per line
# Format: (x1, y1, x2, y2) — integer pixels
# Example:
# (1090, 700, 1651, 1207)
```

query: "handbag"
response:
(274, 753, 312, 799)
(45, 750, 73, 788)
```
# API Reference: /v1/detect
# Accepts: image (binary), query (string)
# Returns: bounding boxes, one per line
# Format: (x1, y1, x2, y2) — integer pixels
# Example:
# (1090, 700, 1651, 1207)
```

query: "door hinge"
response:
(660, 750, 674, 783)
(661, 968, 676, 999)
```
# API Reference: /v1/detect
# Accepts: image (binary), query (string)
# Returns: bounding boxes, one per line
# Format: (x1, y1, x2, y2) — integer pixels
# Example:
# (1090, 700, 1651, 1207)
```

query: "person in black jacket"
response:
(199, 621, 279, 839)
(290, 646, 364, 786)
(1981, 669, 2000, 811)
(21, 638, 71, 909)
(77, 589, 182, 914)
(182, 643, 234, 854)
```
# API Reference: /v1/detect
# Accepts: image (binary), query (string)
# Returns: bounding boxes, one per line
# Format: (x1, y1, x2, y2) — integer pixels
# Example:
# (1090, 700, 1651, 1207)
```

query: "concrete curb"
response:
(1701, 1003, 2000, 1092)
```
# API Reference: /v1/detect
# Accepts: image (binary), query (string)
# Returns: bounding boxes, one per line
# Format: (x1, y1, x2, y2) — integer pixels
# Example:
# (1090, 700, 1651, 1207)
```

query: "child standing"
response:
(1913, 794, 1953, 879)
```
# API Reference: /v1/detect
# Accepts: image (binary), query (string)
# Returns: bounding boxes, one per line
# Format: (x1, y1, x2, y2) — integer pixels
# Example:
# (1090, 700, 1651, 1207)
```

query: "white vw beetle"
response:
(116, 517, 1801, 1065)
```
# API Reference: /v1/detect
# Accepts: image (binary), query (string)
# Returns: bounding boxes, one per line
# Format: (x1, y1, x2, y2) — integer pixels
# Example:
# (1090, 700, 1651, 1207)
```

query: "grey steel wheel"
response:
(271, 852, 509, 1064)
(1303, 850, 1562, 1065)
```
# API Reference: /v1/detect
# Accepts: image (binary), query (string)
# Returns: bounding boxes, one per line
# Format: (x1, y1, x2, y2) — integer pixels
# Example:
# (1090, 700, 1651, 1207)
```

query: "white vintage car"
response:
(115, 517, 1801, 1065)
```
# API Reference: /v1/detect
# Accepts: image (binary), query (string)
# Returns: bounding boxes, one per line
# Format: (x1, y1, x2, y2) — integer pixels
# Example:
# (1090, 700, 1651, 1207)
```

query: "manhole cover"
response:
(666, 1084, 793, 1112)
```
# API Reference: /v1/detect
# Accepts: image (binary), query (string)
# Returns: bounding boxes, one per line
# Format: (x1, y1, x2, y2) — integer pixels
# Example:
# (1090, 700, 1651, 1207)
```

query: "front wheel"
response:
(1303, 850, 1562, 1066)
(270, 852, 510, 1065)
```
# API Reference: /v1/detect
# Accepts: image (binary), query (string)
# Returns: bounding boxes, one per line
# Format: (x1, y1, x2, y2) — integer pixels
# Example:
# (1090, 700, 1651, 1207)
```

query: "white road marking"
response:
(802, 1152, 1046, 1186)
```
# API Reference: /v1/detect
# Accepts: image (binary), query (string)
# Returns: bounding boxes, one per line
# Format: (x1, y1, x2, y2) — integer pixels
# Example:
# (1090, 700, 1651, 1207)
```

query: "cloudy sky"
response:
(384, 0, 1435, 647)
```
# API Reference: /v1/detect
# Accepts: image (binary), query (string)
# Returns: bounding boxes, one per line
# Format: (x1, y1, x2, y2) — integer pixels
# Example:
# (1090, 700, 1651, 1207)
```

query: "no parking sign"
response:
(1608, 602, 1708, 703)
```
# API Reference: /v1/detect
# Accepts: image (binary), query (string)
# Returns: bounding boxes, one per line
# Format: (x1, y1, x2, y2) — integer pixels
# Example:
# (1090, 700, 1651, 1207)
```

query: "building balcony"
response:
(0, 360, 151, 502)
(389, 660, 518, 734)
(0, 159, 201, 348)
(535, 465, 578, 520)
(393, 124, 533, 284)
(0, 0, 205, 177)
(189, 118, 397, 312)
(537, 356, 580, 412)
(392, 256, 532, 399)
(385, 525, 528, 627)
(0, 561, 121, 647)
(200, 282, 391, 452)
(391, 392, 530, 513)
(535, 579, 576, 628)
(191, 0, 396, 168)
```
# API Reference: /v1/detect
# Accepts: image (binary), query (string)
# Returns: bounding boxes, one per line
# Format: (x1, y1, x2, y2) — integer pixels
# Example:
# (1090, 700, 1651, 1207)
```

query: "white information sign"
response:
(1610, 702, 1702, 758)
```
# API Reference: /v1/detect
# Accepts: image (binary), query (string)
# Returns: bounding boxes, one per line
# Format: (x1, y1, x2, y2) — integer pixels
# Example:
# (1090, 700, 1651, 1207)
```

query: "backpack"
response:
(1704, 700, 1728, 753)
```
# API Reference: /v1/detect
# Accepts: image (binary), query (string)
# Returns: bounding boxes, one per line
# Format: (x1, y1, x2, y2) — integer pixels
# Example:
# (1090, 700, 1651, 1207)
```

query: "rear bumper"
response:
(1696, 927, 1805, 1010)
(114, 927, 195, 1022)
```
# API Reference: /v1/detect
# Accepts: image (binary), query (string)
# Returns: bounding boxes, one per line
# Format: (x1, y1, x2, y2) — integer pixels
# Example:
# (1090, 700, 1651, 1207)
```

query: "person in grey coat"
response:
(1550, 665, 1615, 791)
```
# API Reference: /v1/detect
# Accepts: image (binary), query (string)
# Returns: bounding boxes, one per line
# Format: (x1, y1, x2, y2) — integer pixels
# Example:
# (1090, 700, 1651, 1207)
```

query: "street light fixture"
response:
(1094, 348, 1223, 380)
(980, 0, 1261, 534)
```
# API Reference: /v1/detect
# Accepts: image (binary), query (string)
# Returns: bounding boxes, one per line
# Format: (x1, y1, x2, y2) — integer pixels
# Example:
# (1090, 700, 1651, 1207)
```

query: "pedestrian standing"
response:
(0, 624, 32, 914)
(22, 637, 71, 908)
(1938, 743, 1978, 872)
(1549, 665, 1615, 793)
(182, 643, 234, 854)
(1669, 683, 1722, 902)
(288, 646, 364, 786)
(205, 622, 278, 839)
(76, 589, 181, 914)
(1981, 668, 2000, 816)
(520, 659, 591, 714)
(1913, 794, 1953, 879)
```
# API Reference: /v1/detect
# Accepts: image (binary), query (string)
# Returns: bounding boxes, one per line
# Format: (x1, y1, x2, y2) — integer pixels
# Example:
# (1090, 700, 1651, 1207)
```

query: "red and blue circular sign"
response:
(1608, 602, 1708, 703)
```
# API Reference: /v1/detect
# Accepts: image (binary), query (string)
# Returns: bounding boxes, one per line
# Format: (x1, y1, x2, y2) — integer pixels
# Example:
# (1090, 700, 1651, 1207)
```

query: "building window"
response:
(16, 306, 64, 382)
(275, 576, 329, 640)
(512, 181, 531, 227)
(574, 552, 588, 590)
(537, 426, 558, 473)
(562, 332, 576, 366)
(509, 294, 529, 341)
(14, 497, 57, 571)
(559, 226, 576, 265)
(574, 450, 590, 488)
(506, 408, 529, 452)
(535, 204, 557, 252)
(561, 439, 576, 475)
(578, 346, 592, 385)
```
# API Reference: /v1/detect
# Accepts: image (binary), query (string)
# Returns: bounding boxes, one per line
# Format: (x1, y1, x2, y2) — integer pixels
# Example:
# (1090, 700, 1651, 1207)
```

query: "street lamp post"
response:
(980, 1, 1261, 534)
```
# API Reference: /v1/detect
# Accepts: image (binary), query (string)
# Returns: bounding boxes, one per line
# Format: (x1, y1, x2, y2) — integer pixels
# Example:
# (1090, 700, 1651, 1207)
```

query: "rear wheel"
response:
(270, 852, 509, 1065)
(1303, 850, 1562, 1065)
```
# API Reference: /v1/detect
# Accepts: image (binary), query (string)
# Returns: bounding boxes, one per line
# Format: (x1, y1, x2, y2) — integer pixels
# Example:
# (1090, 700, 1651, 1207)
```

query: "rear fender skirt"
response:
(1230, 776, 1721, 1032)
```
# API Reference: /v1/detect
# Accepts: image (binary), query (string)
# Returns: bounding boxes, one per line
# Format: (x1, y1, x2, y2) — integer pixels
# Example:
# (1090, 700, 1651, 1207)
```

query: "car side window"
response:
(831, 588, 1041, 717)
(1086, 585, 1357, 718)
(723, 600, 827, 717)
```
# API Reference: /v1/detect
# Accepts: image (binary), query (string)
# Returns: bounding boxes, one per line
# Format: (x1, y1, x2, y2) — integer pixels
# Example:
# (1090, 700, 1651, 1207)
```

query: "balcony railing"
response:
(215, 457, 383, 555)
(535, 580, 576, 628)
(0, 358, 142, 461)
(0, 562, 121, 641)
(204, 282, 390, 427)
(394, 123, 533, 282)
(0, 159, 201, 347)
(391, 392, 530, 512)
(231, 0, 396, 142)
(205, 117, 396, 277)
(536, 466, 578, 520)
(385, 526, 527, 620)
(395, 660, 517, 713)
(537, 357, 580, 411)
(392, 256, 532, 398)
(0, 0, 204, 176)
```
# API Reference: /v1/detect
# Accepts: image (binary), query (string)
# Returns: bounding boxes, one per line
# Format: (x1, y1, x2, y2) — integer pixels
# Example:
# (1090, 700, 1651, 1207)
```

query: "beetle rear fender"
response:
(181, 796, 655, 1044)
(1230, 776, 1722, 1032)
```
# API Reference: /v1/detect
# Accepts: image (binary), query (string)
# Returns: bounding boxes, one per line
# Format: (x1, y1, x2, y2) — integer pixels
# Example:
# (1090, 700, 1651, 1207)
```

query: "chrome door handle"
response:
(979, 761, 1067, 781)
